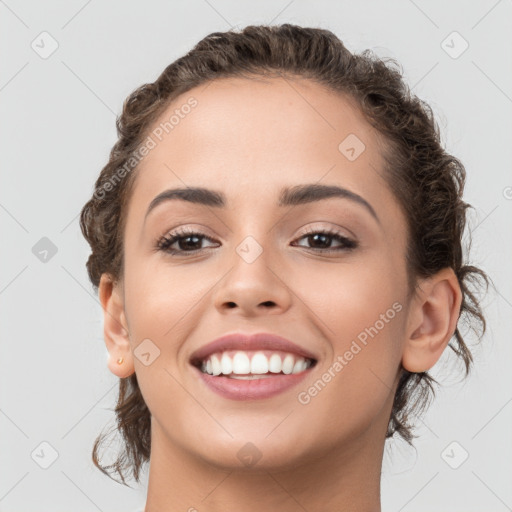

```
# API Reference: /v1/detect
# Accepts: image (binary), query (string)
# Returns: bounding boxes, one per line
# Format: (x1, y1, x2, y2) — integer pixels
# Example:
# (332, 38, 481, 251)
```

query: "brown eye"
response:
(157, 229, 218, 255)
(292, 229, 357, 253)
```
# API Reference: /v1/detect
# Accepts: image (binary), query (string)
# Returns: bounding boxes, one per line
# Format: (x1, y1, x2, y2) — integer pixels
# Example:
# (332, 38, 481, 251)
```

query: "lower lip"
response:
(192, 366, 312, 400)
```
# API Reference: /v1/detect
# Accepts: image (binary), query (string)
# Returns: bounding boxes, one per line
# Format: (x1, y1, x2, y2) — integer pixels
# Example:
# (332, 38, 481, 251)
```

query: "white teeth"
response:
(220, 353, 232, 374)
(292, 359, 305, 374)
(198, 350, 313, 377)
(232, 352, 250, 374)
(269, 353, 282, 373)
(282, 354, 294, 374)
(250, 352, 269, 374)
(211, 354, 222, 376)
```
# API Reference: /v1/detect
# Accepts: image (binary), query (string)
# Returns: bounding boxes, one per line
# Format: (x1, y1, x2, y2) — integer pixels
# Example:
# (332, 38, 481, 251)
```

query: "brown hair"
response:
(80, 23, 490, 485)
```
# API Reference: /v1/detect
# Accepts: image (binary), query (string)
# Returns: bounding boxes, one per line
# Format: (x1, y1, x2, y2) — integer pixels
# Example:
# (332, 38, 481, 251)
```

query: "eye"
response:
(156, 226, 357, 256)
(156, 227, 219, 255)
(292, 228, 358, 254)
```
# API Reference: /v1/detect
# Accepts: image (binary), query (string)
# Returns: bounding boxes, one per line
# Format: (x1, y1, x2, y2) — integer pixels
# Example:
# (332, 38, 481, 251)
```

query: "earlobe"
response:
(401, 268, 462, 373)
(98, 273, 135, 378)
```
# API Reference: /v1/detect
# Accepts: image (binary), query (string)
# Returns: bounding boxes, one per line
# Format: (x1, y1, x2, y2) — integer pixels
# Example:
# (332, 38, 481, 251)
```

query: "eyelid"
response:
(292, 226, 357, 250)
(156, 222, 359, 256)
(297, 222, 356, 239)
(157, 222, 355, 243)
(156, 225, 219, 251)
(158, 223, 218, 241)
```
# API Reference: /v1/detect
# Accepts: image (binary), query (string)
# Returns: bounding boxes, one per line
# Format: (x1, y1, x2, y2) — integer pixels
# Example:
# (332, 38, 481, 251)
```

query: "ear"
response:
(98, 273, 135, 378)
(402, 267, 462, 373)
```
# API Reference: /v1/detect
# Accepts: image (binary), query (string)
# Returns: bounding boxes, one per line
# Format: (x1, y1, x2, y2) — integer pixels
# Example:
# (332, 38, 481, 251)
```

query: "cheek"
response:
(124, 256, 210, 339)
(121, 257, 197, 432)
(292, 252, 403, 338)
(290, 255, 405, 418)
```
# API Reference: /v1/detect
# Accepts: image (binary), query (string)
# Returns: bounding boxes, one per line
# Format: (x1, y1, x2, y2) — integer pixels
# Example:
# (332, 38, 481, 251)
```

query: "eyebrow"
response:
(144, 183, 380, 225)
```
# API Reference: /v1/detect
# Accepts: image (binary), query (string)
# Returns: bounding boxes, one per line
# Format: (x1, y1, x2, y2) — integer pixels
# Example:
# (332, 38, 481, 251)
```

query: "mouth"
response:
(189, 332, 318, 400)
(191, 349, 317, 379)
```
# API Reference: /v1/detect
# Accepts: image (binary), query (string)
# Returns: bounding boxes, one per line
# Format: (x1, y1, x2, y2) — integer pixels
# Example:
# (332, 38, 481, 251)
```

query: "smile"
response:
(192, 349, 317, 400)
(197, 349, 315, 377)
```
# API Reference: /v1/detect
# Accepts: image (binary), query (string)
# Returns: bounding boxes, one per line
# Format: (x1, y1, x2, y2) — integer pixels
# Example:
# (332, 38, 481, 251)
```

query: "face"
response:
(114, 76, 412, 470)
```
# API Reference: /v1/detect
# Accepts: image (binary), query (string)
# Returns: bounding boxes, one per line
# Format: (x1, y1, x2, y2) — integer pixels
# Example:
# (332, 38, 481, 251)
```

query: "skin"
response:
(99, 76, 462, 512)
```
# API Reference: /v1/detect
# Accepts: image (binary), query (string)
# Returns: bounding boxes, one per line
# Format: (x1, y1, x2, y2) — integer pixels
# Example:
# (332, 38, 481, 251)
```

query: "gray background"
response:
(1, 1, 511, 511)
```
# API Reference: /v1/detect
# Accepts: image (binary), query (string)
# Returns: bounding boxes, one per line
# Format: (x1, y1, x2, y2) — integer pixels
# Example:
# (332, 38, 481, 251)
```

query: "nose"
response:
(212, 238, 293, 317)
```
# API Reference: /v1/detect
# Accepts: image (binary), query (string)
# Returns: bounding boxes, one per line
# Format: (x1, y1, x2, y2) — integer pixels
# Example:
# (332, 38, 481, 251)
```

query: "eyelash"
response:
(156, 226, 358, 256)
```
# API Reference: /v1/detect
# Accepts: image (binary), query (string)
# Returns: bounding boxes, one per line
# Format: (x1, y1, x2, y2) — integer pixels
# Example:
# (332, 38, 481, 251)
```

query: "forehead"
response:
(128, 76, 403, 231)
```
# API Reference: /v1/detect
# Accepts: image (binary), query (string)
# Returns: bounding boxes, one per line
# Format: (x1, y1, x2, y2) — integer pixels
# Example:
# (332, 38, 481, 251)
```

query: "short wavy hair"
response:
(80, 23, 490, 485)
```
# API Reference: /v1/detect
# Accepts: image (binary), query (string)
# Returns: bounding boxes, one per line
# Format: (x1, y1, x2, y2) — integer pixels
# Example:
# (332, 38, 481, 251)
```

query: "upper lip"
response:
(189, 332, 319, 365)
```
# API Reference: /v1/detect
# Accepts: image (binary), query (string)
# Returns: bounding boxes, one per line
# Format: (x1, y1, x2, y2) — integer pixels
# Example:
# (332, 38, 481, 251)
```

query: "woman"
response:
(80, 24, 488, 511)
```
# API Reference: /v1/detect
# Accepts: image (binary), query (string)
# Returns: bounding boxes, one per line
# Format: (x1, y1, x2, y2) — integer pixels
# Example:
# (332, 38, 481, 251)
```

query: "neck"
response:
(144, 414, 387, 512)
